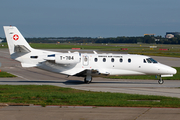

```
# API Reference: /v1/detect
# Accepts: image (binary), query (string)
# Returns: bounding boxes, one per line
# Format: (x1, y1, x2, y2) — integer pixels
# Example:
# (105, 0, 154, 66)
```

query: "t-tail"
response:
(3, 26, 39, 67)
(3, 26, 33, 56)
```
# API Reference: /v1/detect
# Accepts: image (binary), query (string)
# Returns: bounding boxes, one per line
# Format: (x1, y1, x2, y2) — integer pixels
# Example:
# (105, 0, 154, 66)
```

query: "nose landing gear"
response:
(158, 77, 164, 84)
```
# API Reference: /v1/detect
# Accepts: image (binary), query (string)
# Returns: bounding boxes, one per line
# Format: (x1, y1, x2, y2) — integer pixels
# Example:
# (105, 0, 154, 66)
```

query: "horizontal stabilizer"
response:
(21, 63, 37, 67)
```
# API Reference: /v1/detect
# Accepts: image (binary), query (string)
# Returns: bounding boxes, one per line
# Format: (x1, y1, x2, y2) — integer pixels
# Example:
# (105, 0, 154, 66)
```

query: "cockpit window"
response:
(149, 58, 158, 63)
(143, 59, 146, 63)
(146, 58, 158, 63)
(146, 58, 152, 63)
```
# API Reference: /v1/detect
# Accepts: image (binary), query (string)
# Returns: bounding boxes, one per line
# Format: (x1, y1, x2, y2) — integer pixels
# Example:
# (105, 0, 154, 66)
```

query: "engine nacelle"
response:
(55, 53, 80, 64)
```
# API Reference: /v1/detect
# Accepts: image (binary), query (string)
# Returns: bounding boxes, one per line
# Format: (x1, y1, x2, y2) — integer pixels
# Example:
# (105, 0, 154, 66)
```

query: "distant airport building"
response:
(144, 34, 155, 36)
(97, 36, 103, 39)
(166, 32, 180, 38)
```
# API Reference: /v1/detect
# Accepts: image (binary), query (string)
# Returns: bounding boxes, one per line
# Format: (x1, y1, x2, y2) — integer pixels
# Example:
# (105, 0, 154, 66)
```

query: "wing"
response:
(74, 69, 110, 77)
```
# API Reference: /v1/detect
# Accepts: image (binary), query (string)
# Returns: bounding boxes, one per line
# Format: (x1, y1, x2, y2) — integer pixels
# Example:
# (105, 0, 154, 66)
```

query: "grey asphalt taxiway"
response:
(0, 49, 180, 120)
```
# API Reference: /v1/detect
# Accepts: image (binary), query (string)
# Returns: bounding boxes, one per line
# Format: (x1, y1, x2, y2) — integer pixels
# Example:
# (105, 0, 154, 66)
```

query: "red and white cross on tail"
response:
(13, 34, 19, 41)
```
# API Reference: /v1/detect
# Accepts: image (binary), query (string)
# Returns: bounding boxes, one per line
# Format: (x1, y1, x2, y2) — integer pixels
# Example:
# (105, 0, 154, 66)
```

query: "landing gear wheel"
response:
(84, 78, 88, 83)
(84, 77, 92, 84)
(158, 78, 164, 84)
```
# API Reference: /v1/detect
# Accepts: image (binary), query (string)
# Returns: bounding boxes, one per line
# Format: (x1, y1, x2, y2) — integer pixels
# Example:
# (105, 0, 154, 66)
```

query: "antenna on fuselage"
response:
(93, 51, 97, 54)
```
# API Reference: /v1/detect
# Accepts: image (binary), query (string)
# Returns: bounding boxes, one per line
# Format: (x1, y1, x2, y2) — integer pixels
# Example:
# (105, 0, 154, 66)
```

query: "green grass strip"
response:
(0, 85, 180, 107)
(0, 71, 16, 77)
(2, 43, 180, 57)
(30, 43, 114, 50)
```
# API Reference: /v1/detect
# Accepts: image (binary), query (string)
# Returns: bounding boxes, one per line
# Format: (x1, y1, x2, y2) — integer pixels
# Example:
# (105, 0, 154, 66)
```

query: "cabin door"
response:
(83, 55, 89, 66)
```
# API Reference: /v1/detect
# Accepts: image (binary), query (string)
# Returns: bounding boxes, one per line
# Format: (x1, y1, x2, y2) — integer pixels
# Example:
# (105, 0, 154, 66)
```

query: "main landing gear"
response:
(84, 75, 92, 84)
(158, 77, 164, 84)
(84, 70, 92, 84)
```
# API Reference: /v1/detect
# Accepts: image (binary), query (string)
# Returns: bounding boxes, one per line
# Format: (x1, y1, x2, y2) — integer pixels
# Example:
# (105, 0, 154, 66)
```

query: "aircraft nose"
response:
(163, 66, 177, 75)
(158, 64, 177, 75)
(169, 67, 177, 74)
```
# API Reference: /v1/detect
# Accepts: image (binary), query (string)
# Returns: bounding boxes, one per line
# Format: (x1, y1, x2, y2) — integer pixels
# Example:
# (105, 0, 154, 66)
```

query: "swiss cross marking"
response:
(13, 34, 19, 41)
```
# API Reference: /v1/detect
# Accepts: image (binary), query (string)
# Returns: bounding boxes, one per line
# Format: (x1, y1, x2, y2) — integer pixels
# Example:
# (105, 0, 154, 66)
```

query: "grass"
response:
(129, 52, 180, 58)
(1, 43, 180, 57)
(0, 71, 16, 77)
(29, 43, 115, 50)
(106, 67, 180, 80)
(0, 85, 180, 107)
(29, 43, 180, 57)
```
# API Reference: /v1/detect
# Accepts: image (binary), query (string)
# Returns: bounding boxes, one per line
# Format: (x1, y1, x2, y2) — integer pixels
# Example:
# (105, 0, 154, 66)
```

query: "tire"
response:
(84, 77, 92, 84)
(158, 79, 164, 84)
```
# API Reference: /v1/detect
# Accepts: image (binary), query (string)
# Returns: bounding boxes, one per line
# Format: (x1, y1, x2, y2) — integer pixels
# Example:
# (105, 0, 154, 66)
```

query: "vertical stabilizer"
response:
(3, 26, 33, 55)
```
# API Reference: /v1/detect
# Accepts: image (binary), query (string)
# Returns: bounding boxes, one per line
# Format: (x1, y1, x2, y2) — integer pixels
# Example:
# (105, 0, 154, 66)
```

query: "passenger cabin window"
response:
(30, 56, 38, 59)
(120, 58, 123, 62)
(103, 58, 106, 62)
(94, 58, 98, 62)
(128, 58, 131, 63)
(111, 58, 114, 62)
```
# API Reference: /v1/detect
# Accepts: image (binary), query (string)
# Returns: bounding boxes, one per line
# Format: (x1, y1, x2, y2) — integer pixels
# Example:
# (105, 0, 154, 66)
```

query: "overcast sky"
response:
(0, 0, 180, 37)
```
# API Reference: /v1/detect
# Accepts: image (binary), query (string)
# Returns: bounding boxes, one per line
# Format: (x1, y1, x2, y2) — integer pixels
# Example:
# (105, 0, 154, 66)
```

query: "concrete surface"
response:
(0, 48, 180, 120)
(0, 106, 180, 120)
(0, 49, 180, 98)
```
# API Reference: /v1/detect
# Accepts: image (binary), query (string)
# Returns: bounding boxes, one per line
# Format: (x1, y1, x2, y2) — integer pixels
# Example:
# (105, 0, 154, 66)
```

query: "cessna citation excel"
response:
(3, 26, 177, 84)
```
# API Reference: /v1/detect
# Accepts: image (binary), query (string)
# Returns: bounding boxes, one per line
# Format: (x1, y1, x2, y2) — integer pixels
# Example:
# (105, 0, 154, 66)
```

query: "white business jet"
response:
(3, 26, 177, 84)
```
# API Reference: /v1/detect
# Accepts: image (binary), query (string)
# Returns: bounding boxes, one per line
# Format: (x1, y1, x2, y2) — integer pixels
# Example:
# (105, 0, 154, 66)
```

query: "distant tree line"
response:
(1, 35, 180, 44)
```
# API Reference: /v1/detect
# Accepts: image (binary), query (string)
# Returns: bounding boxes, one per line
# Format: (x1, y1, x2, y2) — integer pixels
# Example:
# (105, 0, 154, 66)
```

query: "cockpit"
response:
(144, 58, 158, 63)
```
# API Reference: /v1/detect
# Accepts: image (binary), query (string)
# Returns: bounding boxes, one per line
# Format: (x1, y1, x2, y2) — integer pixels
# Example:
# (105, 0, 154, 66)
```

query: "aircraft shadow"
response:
(0, 80, 84, 85)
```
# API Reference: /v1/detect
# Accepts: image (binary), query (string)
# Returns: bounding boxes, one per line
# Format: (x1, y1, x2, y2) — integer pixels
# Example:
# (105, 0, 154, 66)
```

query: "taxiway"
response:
(0, 49, 180, 98)
(0, 49, 180, 120)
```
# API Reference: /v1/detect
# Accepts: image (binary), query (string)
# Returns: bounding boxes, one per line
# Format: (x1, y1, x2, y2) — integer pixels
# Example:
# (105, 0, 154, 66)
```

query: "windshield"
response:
(146, 58, 158, 63)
